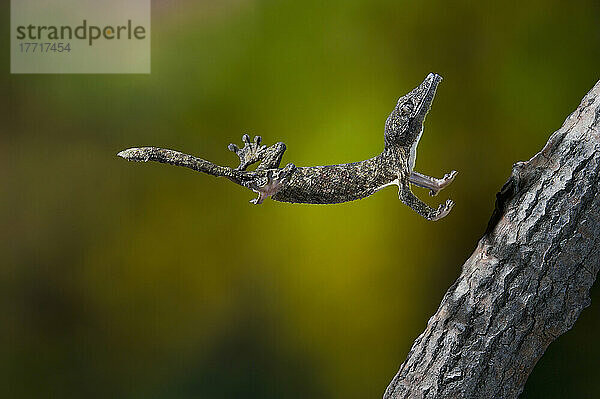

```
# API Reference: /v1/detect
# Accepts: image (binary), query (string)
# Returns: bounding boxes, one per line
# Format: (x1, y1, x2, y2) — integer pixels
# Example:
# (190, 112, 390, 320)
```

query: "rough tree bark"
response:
(384, 79, 600, 399)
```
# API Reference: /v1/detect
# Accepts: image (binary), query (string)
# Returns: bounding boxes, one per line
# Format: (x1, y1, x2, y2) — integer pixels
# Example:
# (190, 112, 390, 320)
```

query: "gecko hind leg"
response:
(409, 170, 457, 196)
(228, 134, 287, 171)
(228, 134, 266, 170)
(246, 163, 296, 205)
(256, 142, 286, 170)
(398, 182, 454, 221)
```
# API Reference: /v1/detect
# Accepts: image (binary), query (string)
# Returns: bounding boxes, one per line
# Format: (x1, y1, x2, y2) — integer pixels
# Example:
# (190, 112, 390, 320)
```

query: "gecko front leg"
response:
(398, 179, 454, 221)
(409, 170, 457, 196)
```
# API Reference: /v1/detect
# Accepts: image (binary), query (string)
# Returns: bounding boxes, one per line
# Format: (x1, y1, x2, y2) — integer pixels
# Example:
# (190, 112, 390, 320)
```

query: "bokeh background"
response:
(2, 1, 600, 398)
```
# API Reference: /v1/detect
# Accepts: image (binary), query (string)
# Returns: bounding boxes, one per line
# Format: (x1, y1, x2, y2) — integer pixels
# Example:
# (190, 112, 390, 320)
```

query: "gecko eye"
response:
(400, 101, 413, 116)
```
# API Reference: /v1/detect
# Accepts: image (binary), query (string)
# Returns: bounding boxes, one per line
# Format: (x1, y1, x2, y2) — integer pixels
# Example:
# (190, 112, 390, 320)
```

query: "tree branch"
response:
(384, 79, 600, 399)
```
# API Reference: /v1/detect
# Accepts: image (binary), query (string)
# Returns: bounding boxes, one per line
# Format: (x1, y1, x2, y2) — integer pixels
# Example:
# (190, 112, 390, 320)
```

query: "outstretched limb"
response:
(398, 180, 454, 221)
(228, 134, 287, 171)
(409, 170, 457, 196)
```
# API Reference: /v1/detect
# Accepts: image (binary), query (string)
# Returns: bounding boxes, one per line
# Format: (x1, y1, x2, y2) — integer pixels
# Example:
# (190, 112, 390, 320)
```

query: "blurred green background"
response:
(2, 0, 599, 398)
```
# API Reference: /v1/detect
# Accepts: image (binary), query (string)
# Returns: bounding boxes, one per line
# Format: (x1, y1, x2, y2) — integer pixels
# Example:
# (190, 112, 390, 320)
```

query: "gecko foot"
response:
(247, 163, 296, 205)
(228, 134, 267, 171)
(432, 199, 454, 221)
(429, 170, 458, 196)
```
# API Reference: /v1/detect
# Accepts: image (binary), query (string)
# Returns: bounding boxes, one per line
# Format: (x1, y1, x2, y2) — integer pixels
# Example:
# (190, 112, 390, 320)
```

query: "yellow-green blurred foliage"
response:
(2, 1, 599, 398)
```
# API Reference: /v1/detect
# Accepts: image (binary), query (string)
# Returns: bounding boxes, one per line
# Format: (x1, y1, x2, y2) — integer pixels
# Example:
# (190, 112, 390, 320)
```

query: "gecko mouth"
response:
(410, 73, 442, 129)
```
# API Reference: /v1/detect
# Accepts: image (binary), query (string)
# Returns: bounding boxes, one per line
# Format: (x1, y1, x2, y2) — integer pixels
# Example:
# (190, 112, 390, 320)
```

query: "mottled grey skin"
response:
(118, 73, 457, 221)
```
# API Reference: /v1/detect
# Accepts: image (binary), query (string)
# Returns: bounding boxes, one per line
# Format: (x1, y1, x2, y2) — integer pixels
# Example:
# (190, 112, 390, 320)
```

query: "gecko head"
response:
(384, 73, 442, 148)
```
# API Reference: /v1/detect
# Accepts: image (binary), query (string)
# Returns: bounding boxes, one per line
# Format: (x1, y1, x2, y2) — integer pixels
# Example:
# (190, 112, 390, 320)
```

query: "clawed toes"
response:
(429, 170, 458, 196)
(229, 134, 267, 170)
(445, 170, 458, 180)
(432, 199, 454, 220)
(242, 134, 262, 146)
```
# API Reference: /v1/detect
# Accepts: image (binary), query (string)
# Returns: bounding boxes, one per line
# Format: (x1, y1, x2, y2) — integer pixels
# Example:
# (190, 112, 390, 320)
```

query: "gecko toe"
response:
(430, 199, 454, 220)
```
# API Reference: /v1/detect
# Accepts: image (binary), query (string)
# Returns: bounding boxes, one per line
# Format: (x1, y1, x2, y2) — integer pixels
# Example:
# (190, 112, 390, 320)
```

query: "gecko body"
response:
(272, 150, 403, 204)
(118, 73, 457, 220)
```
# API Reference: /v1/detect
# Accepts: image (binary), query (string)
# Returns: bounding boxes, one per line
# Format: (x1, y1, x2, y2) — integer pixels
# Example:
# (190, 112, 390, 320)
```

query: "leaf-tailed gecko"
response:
(118, 73, 457, 221)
